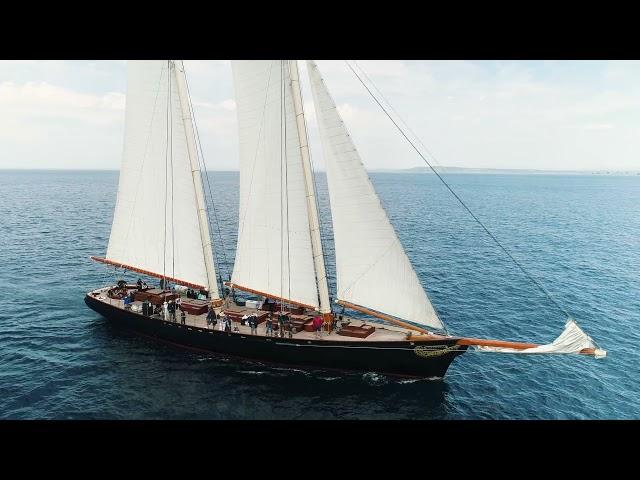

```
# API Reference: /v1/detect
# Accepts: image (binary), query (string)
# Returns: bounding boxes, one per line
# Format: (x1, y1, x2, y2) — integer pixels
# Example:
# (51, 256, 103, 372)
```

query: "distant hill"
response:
(372, 166, 640, 176)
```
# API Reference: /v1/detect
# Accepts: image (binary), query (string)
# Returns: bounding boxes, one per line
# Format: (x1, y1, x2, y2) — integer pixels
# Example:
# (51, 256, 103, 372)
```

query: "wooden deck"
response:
(90, 287, 423, 343)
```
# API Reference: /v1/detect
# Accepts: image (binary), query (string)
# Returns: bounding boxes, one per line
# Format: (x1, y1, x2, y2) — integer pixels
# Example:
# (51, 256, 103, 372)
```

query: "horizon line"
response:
(1, 166, 639, 173)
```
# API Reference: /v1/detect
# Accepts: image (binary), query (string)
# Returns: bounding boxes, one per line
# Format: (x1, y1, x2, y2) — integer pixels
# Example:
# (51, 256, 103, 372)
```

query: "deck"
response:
(89, 286, 428, 343)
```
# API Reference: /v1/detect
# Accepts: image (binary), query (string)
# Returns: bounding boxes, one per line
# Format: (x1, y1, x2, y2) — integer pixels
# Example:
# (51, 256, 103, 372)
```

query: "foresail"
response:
(105, 60, 216, 293)
(474, 319, 607, 357)
(307, 60, 443, 330)
(230, 61, 319, 309)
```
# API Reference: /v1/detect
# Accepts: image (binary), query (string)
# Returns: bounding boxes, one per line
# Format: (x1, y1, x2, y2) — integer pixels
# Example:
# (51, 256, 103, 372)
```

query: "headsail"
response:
(307, 60, 443, 330)
(472, 319, 606, 357)
(229, 60, 320, 309)
(100, 60, 218, 296)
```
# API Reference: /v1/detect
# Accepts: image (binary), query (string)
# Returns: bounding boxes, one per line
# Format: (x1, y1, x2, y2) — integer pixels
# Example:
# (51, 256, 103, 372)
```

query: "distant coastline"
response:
(372, 166, 640, 176)
(1, 167, 639, 176)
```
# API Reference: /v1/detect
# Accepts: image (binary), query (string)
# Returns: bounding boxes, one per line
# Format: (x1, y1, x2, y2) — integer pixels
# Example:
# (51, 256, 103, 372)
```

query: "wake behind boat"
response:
(85, 60, 605, 380)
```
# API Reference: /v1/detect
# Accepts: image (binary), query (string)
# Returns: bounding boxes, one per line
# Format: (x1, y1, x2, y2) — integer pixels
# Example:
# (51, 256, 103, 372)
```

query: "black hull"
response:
(85, 295, 466, 378)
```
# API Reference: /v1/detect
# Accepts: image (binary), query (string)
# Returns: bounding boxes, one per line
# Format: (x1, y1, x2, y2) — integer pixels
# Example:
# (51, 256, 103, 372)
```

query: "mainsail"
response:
(229, 60, 321, 309)
(100, 60, 218, 296)
(307, 60, 444, 331)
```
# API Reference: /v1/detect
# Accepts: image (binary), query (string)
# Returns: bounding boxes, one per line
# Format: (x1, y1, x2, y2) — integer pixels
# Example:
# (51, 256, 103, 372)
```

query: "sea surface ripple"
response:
(0, 170, 638, 419)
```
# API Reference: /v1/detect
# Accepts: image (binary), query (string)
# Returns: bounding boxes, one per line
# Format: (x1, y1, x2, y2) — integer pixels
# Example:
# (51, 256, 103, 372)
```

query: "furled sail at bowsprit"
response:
(475, 319, 606, 357)
(307, 60, 443, 331)
(229, 60, 320, 309)
(101, 60, 218, 296)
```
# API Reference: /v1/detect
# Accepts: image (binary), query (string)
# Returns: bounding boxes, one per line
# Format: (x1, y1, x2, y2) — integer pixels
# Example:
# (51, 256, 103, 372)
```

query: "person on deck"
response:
(180, 309, 186, 325)
(278, 312, 289, 338)
(277, 313, 284, 338)
(283, 314, 292, 338)
(224, 316, 231, 332)
(136, 278, 143, 290)
(249, 314, 258, 335)
(142, 299, 150, 316)
(266, 314, 274, 337)
(313, 315, 323, 338)
(207, 308, 217, 329)
(168, 300, 176, 322)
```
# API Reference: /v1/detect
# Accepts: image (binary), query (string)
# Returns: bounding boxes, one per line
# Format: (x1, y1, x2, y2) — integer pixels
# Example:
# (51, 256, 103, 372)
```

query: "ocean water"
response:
(0, 169, 638, 419)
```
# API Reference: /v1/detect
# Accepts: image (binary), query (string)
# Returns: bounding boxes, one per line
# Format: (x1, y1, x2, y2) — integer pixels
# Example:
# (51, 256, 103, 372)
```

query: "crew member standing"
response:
(266, 314, 273, 337)
(168, 300, 176, 322)
(250, 314, 258, 335)
(313, 315, 323, 338)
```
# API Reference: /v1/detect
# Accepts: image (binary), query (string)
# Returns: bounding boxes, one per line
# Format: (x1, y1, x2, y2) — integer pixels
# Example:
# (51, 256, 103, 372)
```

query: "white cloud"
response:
(0, 81, 124, 111)
(1, 60, 639, 171)
(0, 77, 125, 169)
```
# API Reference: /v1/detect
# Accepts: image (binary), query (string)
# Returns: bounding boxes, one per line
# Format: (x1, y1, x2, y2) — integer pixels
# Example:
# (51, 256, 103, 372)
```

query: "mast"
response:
(288, 60, 331, 316)
(173, 60, 219, 298)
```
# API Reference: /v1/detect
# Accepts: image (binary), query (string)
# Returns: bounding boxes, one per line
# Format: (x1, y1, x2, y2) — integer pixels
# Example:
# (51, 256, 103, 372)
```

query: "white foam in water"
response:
(362, 372, 389, 386)
(398, 376, 443, 384)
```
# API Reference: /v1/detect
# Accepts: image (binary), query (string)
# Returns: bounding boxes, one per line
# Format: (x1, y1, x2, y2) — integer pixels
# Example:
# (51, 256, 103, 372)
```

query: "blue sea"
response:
(0, 170, 638, 419)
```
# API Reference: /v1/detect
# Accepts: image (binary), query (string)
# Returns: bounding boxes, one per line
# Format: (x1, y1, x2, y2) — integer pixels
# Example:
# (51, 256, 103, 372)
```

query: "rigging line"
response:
(344, 60, 572, 321)
(181, 63, 228, 289)
(351, 61, 445, 171)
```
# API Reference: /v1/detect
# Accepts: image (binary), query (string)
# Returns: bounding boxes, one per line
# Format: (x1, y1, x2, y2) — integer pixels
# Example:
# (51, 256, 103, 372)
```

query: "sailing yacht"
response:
(85, 60, 605, 379)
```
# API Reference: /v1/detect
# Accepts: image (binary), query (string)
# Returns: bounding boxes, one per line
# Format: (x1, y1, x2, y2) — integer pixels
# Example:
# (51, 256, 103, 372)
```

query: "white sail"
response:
(307, 60, 443, 330)
(230, 60, 320, 309)
(288, 60, 331, 314)
(475, 319, 606, 357)
(105, 60, 217, 293)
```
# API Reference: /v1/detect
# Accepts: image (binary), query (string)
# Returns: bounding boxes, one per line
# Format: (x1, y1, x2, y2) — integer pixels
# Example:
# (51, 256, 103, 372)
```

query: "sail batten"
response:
(307, 60, 444, 330)
(105, 61, 216, 292)
(230, 60, 320, 309)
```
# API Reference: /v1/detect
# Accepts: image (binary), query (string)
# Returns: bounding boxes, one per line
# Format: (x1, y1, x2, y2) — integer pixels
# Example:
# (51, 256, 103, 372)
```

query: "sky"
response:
(1, 60, 639, 171)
